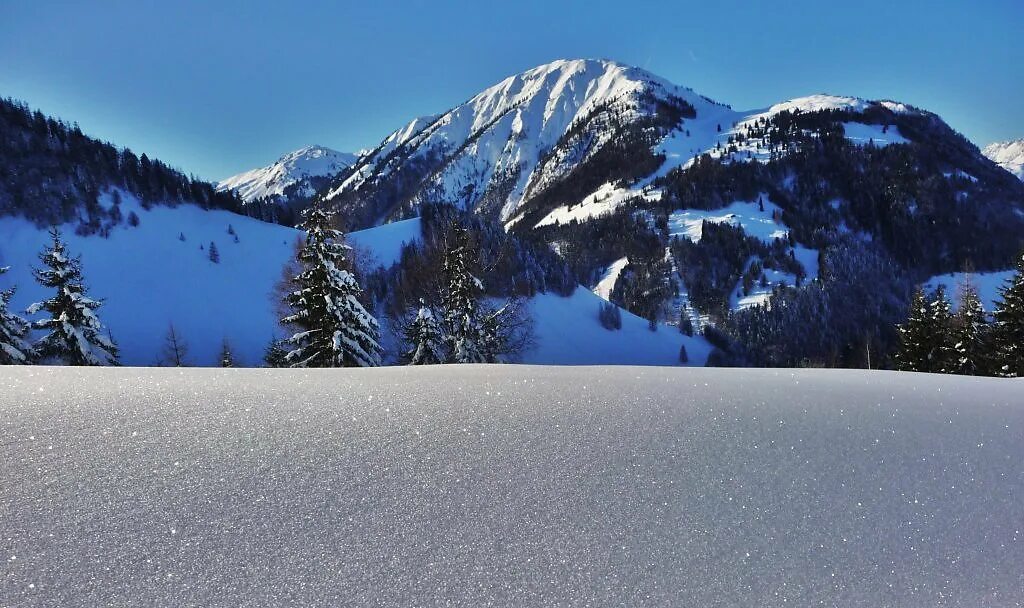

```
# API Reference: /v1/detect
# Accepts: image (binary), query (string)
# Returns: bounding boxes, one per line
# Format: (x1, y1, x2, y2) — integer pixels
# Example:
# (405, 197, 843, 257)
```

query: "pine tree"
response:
(282, 206, 381, 367)
(263, 337, 289, 368)
(159, 323, 189, 367)
(895, 287, 952, 373)
(950, 278, 989, 376)
(0, 266, 31, 365)
(990, 253, 1024, 377)
(27, 228, 119, 366)
(927, 285, 955, 373)
(441, 225, 488, 363)
(218, 338, 236, 368)
(402, 302, 444, 365)
(208, 241, 220, 263)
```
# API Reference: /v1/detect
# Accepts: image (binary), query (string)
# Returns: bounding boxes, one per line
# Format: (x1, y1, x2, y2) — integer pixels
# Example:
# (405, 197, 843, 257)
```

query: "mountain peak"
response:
(983, 139, 1024, 180)
(219, 145, 358, 203)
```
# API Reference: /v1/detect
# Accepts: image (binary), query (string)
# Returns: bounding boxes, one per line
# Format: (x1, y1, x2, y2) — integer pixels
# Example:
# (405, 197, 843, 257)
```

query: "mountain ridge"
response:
(983, 138, 1024, 180)
(218, 144, 358, 203)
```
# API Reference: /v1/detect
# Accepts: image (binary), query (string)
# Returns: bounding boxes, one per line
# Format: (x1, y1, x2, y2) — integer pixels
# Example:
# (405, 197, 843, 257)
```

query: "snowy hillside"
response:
(983, 139, 1024, 180)
(2, 365, 1021, 606)
(0, 192, 703, 366)
(218, 145, 358, 203)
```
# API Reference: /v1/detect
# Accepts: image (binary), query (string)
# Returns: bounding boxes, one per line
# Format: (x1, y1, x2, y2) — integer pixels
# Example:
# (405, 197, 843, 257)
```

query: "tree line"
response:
(893, 256, 1024, 377)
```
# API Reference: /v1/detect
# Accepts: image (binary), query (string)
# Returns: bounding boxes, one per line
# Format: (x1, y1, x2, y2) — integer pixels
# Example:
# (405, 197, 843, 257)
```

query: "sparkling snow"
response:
(0, 365, 1021, 606)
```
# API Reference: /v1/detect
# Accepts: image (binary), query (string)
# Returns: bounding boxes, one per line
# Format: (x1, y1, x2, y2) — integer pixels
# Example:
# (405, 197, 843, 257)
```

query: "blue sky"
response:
(2, 0, 1021, 181)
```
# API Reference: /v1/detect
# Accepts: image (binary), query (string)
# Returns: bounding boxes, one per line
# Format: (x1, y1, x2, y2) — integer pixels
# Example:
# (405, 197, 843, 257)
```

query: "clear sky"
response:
(2, 0, 1021, 182)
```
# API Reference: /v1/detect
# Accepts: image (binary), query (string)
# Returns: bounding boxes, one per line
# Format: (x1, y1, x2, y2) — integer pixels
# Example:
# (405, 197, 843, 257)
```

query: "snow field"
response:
(1, 365, 1021, 606)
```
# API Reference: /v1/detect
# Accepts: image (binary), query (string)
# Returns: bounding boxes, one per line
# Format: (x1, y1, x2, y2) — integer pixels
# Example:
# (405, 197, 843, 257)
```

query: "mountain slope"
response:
(983, 139, 1024, 180)
(0, 97, 243, 229)
(0, 191, 706, 366)
(320, 59, 729, 228)
(218, 145, 358, 203)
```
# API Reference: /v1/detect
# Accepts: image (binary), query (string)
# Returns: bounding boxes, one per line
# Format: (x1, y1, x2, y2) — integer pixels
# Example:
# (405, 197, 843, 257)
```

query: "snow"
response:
(328, 59, 724, 222)
(0, 195, 704, 367)
(923, 270, 1017, 311)
(526, 288, 709, 365)
(534, 183, 661, 228)
(983, 139, 1024, 180)
(348, 217, 422, 268)
(218, 145, 358, 202)
(668, 197, 788, 244)
(666, 197, 819, 312)
(841, 121, 908, 147)
(592, 256, 629, 300)
(1, 365, 1021, 606)
(0, 192, 302, 367)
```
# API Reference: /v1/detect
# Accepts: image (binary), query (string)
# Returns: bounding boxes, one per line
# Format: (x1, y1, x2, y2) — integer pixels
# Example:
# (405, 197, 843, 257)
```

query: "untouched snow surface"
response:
(1, 365, 1021, 607)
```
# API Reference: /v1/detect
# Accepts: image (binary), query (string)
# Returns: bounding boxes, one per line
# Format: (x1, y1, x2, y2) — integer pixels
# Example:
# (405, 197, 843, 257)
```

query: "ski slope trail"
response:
(1, 366, 1021, 606)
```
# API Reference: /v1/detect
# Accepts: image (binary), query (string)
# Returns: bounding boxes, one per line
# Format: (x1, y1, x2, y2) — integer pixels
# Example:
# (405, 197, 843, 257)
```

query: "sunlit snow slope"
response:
(1, 365, 1021, 606)
(0, 193, 701, 366)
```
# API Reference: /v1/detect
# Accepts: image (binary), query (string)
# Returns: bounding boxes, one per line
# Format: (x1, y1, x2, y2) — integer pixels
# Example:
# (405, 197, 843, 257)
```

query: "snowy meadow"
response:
(1, 365, 1021, 606)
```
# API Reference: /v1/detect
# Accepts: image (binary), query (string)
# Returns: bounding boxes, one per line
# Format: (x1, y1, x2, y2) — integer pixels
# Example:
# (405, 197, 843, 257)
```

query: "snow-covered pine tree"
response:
(441, 224, 488, 363)
(0, 266, 31, 365)
(402, 302, 444, 365)
(219, 338, 235, 368)
(282, 206, 381, 367)
(209, 241, 220, 263)
(951, 278, 989, 376)
(895, 287, 946, 373)
(263, 337, 289, 368)
(990, 253, 1024, 377)
(27, 228, 119, 366)
(927, 285, 955, 373)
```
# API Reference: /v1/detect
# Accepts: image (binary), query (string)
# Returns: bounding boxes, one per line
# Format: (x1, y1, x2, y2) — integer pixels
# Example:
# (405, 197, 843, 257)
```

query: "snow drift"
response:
(1, 365, 1021, 606)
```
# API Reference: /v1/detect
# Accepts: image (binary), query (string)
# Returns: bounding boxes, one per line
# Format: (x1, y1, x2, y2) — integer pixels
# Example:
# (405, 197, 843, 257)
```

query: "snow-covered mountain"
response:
(321, 58, 732, 227)
(318, 59, 994, 234)
(983, 139, 1024, 180)
(218, 145, 358, 203)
